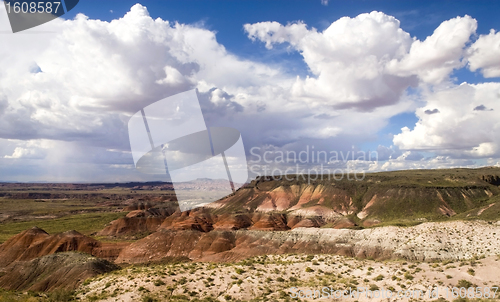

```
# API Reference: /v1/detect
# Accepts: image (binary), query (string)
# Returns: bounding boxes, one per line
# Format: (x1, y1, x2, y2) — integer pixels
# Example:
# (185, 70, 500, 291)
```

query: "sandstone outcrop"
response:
(0, 227, 100, 267)
(0, 227, 50, 267)
(115, 221, 500, 264)
(0, 227, 129, 267)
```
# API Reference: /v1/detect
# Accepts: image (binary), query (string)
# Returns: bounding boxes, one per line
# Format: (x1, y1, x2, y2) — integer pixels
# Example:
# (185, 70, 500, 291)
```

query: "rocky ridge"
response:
(115, 220, 500, 263)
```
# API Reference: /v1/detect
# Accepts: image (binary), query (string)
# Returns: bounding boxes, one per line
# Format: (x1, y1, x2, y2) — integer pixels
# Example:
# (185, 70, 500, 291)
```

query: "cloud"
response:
(0, 4, 499, 181)
(424, 108, 440, 115)
(314, 113, 337, 120)
(371, 153, 477, 171)
(375, 145, 402, 161)
(387, 15, 477, 85)
(197, 88, 244, 121)
(244, 13, 478, 113)
(0, 137, 149, 182)
(0, 4, 284, 147)
(245, 12, 418, 111)
(321, 0, 329, 6)
(4, 149, 45, 160)
(473, 104, 493, 111)
(393, 82, 500, 158)
(0, 4, 308, 180)
(467, 29, 500, 78)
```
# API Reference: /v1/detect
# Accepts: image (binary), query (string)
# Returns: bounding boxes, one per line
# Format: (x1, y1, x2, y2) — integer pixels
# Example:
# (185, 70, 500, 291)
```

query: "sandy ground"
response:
(78, 253, 500, 301)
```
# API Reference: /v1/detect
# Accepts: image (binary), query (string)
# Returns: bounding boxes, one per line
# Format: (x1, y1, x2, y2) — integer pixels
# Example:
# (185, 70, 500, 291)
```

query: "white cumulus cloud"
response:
(245, 12, 417, 111)
(393, 82, 500, 157)
(0, 4, 499, 181)
(467, 29, 500, 78)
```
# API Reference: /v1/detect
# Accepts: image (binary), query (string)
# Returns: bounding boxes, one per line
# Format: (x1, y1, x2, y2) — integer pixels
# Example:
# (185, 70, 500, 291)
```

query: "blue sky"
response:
(66, 1, 500, 53)
(69, 1, 498, 68)
(0, 0, 499, 182)
(63, 0, 500, 149)
(65, 1, 500, 73)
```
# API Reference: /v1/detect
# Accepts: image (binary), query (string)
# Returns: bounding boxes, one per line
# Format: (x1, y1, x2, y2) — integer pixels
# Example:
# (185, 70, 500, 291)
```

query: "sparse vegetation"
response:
(404, 272, 414, 280)
(153, 279, 165, 286)
(1, 169, 500, 301)
(457, 279, 473, 288)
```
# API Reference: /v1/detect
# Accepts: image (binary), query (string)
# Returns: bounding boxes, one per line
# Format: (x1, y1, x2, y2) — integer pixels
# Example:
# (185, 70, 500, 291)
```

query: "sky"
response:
(0, 0, 500, 182)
